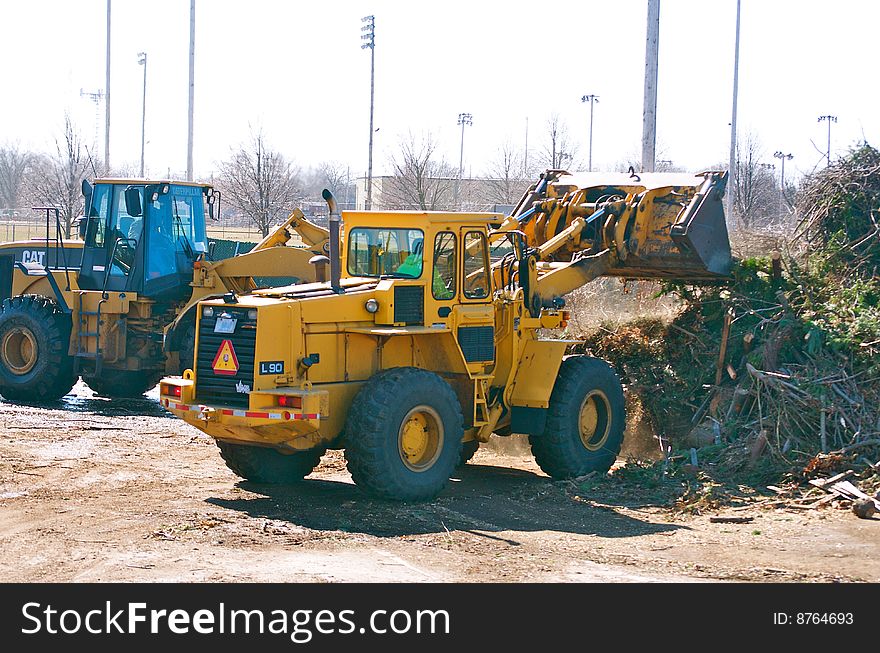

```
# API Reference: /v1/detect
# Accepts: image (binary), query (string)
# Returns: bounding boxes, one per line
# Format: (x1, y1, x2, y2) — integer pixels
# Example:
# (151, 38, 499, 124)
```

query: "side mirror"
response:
(124, 187, 143, 217)
(206, 190, 220, 221)
(81, 179, 93, 200)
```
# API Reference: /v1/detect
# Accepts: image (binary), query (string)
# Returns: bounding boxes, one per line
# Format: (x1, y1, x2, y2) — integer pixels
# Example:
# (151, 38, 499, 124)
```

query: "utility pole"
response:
(818, 115, 837, 167)
(455, 113, 473, 210)
(773, 151, 793, 216)
(138, 52, 147, 178)
(641, 0, 660, 173)
(187, 0, 195, 181)
(728, 0, 741, 224)
(104, 0, 111, 173)
(580, 94, 599, 172)
(361, 15, 375, 210)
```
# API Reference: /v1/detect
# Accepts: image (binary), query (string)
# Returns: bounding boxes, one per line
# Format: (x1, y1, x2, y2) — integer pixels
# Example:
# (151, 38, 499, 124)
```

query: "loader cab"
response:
(78, 180, 214, 299)
(343, 212, 501, 369)
(342, 213, 499, 310)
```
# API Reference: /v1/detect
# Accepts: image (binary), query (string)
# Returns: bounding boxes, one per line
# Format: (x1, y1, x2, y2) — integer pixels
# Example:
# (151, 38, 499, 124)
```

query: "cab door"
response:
(77, 184, 145, 293)
(453, 229, 495, 370)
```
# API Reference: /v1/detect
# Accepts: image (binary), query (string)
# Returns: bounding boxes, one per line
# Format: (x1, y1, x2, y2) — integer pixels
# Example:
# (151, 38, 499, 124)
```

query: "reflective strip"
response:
(163, 398, 320, 421)
(162, 399, 202, 412)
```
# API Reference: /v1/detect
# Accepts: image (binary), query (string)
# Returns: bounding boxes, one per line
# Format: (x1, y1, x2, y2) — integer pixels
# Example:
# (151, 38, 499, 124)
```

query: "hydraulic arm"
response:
(497, 169, 732, 311)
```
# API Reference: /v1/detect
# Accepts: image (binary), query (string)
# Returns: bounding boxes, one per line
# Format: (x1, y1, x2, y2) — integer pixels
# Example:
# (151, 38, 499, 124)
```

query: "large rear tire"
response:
(0, 295, 76, 402)
(344, 367, 464, 501)
(86, 369, 163, 398)
(217, 441, 324, 483)
(458, 439, 479, 467)
(529, 356, 626, 479)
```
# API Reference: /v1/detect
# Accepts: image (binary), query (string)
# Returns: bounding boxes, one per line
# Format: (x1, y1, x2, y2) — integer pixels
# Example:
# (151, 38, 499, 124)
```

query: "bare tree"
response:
(483, 141, 529, 205)
(28, 115, 91, 237)
(733, 133, 778, 228)
(539, 113, 579, 170)
(218, 130, 303, 237)
(381, 132, 455, 210)
(0, 143, 34, 215)
(304, 161, 355, 208)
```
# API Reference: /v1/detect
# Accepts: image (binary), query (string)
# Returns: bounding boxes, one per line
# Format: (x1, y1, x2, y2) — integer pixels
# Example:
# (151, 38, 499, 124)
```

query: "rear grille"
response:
(195, 308, 256, 409)
(394, 285, 424, 325)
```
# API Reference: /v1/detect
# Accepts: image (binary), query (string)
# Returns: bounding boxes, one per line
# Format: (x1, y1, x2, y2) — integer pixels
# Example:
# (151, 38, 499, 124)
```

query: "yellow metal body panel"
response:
(507, 340, 568, 409)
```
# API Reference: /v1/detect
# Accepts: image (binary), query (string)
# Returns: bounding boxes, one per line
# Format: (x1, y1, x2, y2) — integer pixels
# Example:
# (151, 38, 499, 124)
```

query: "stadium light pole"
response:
(773, 151, 793, 216)
(818, 115, 837, 167)
(187, 0, 195, 181)
(138, 52, 147, 178)
(361, 15, 375, 210)
(455, 112, 472, 210)
(104, 0, 111, 173)
(581, 94, 599, 172)
(728, 0, 741, 224)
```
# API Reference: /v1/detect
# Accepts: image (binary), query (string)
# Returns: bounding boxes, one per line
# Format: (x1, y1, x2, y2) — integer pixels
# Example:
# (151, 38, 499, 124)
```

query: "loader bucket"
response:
(508, 169, 734, 284)
(669, 172, 732, 276)
(601, 171, 734, 282)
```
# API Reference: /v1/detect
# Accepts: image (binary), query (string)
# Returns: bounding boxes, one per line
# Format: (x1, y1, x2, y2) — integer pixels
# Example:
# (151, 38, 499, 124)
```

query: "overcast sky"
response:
(1, 0, 876, 183)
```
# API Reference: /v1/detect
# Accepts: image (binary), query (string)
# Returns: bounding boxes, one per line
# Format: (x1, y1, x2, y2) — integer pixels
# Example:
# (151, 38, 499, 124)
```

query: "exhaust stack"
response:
(322, 188, 343, 293)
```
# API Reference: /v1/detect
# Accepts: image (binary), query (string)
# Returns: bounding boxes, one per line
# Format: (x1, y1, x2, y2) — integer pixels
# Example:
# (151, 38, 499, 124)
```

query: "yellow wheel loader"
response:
(0, 178, 329, 402)
(160, 169, 732, 500)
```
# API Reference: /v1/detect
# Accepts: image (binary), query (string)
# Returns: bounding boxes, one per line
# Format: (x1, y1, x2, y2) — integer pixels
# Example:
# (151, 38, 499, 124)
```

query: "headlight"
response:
(202, 306, 214, 318)
(247, 309, 258, 320)
(365, 298, 379, 313)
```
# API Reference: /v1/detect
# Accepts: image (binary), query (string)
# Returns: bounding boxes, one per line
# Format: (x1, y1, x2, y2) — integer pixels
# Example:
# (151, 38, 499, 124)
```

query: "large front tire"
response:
(344, 367, 464, 501)
(529, 356, 626, 479)
(0, 295, 76, 402)
(217, 441, 324, 483)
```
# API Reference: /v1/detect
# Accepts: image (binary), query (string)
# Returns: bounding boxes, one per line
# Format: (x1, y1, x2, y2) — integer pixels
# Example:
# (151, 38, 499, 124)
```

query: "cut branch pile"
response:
(573, 144, 880, 499)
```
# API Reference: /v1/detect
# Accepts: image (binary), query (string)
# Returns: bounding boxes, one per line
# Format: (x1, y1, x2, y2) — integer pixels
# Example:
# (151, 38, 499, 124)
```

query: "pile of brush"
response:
(575, 144, 880, 484)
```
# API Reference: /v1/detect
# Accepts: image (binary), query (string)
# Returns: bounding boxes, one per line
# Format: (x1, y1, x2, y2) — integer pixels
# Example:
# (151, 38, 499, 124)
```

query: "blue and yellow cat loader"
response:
(0, 178, 328, 402)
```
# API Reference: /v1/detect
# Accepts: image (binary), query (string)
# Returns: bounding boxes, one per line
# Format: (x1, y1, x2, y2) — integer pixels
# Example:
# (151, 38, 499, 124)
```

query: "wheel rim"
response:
(579, 390, 612, 452)
(398, 405, 444, 472)
(2, 327, 38, 375)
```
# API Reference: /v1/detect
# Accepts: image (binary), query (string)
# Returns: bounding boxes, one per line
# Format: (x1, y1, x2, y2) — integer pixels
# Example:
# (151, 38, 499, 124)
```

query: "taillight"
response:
(277, 395, 302, 409)
(161, 384, 182, 398)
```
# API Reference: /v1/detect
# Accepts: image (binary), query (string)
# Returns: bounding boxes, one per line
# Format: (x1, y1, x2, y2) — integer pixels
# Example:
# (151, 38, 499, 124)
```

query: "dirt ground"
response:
(1, 382, 878, 583)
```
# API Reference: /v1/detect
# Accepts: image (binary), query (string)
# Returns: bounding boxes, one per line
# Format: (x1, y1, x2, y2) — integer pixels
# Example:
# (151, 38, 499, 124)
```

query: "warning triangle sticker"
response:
(211, 339, 239, 376)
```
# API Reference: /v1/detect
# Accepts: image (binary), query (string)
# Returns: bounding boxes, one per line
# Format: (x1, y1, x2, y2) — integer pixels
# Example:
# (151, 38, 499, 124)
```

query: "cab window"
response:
(83, 183, 111, 248)
(463, 231, 490, 299)
(347, 228, 424, 278)
(432, 232, 456, 300)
